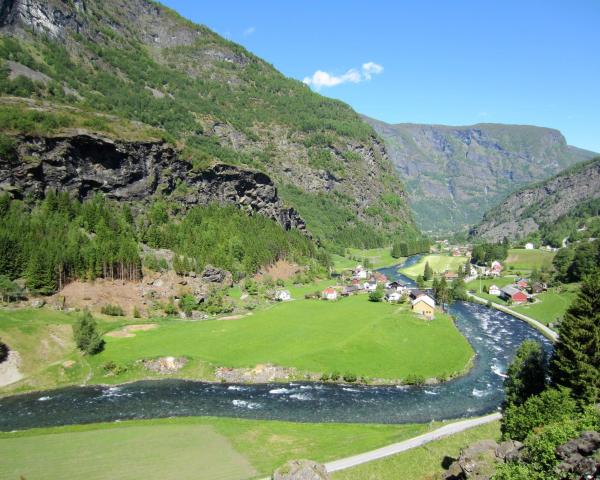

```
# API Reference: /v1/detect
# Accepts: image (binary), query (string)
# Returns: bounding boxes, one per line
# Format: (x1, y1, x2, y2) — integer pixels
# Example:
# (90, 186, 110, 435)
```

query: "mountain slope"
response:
(364, 116, 597, 235)
(471, 157, 600, 242)
(0, 0, 421, 249)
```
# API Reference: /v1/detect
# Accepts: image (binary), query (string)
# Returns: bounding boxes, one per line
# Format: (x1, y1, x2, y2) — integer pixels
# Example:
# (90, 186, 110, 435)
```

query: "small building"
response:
(274, 290, 291, 302)
(530, 282, 547, 294)
(409, 289, 426, 300)
(412, 295, 436, 318)
(322, 287, 338, 301)
(488, 284, 501, 296)
(342, 285, 359, 296)
(491, 261, 503, 274)
(501, 286, 528, 304)
(363, 281, 378, 292)
(515, 278, 529, 289)
(353, 265, 368, 279)
(386, 281, 406, 292)
(444, 271, 459, 281)
(385, 290, 402, 302)
(524, 243, 535, 250)
(372, 272, 388, 284)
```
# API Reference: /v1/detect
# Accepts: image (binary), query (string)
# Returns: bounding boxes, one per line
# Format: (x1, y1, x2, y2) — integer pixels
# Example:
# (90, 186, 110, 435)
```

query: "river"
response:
(0, 256, 553, 431)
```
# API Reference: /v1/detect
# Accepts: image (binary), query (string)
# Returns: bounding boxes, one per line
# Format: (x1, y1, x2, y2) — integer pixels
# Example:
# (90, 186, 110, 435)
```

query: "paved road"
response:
(325, 413, 502, 473)
(467, 292, 558, 342)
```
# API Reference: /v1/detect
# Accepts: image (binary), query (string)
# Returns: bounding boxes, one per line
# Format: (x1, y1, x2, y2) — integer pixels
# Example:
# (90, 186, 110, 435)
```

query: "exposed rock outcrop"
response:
(272, 460, 329, 480)
(471, 158, 600, 242)
(0, 133, 307, 233)
(556, 431, 600, 478)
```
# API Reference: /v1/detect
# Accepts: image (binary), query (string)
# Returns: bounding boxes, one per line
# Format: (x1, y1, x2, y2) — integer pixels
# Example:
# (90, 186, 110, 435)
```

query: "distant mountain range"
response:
(471, 157, 600, 243)
(364, 117, 598, 235)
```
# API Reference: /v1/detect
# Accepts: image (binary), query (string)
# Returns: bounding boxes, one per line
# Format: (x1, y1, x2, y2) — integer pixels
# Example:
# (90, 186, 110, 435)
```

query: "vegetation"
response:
(504, 248, 555, 272)
(552, 239, 600, 283)
(400, 254, 468, 280)
(0, 339, 8, 362)
(73, 310, 104, 355)
(471, 241, 509, 265)
(502, 341, 547, 411)
(0, 416, 433, 480)
(100, 304, 124, 316)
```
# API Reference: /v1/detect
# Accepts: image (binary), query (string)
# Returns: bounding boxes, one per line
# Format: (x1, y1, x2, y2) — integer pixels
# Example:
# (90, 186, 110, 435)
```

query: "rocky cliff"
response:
(471, 158, 600, 242)
(0, 0, 420, 247)
(364, 117, 597, 234)
(0, 132, 306, 232)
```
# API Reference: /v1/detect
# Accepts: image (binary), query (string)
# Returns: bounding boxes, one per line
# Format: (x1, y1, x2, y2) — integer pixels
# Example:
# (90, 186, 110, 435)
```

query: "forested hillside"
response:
(364, 117, 597, 234)
(0, 0, 423, 251)
(471, 157, 600, 243)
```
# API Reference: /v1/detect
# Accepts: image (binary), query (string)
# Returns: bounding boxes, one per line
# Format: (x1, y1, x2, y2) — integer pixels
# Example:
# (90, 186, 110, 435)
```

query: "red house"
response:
(515, 278, 529, 289)
(501, 286, 528, 304)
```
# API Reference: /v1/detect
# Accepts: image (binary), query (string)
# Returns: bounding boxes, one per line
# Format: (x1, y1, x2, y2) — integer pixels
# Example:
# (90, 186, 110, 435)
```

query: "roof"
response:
(385, 289, 401, 295)
(489, 284, 500, 290)
(412, 295, 435, 308)
(501, 285, 525, 296)
(323, 287, 337, 294)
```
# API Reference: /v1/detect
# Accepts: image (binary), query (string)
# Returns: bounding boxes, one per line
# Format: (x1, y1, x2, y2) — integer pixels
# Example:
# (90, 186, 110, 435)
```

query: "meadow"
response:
(331, 246, 403, 272)
(0, 416, 433, 480)
(399, 254, 468, 280)
(504, 248, 555, 271)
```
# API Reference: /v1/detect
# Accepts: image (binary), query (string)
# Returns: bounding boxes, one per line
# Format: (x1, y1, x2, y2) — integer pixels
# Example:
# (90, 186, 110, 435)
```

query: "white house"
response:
(353, 265, 368, 279)
(385, 290, 402, 302)
(488, 284, 501, 296)
(525, 243, 534, 250)
(322, 287, 338, 301)
(363, 281, 378, 292)
(491, 261, 503, 274)
(274, 290, 291, 302)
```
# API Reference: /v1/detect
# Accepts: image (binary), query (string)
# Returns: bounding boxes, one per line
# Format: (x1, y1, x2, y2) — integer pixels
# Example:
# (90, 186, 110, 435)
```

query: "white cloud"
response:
(362, 62, 383, 80)
(243, 26, 256, 36)
(303, 61, 383, 90)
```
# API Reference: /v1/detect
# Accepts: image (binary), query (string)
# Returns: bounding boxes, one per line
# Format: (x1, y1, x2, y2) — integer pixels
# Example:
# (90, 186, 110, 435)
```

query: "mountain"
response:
(364, 116, 598, 235)
(471, 157, 600, 243)
(0, 0, 422, 251)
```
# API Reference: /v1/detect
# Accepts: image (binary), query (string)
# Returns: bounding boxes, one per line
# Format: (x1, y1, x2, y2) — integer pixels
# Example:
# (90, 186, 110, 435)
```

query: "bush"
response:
(405, 374, 425, 386)
(330, 371, 340, 381)
(343, 372, 357, 383)
(73, 310, 104, 355)
(133, 306, 141, 318)
(164, 302, 177, 316)
(102, 360, 127, 375)
(101, 304, 124, 316)
(319, 372, 330, 382)
(368, 289, 384, 302)
(0, 340, 8, 363)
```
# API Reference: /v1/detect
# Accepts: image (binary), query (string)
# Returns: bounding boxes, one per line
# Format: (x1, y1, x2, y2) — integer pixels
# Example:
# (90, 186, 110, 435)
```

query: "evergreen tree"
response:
(503, 340, 547, 409)
(431, 276, 440, 296)
(551, 271, 600, 403)
(391, 242, 402, 259)
(73, 310, 104, 355)
(450, 277, 468, 302)
(423, 261, 433, 281)
(435, 276, 449, 307)
(416, 275, 425, 289)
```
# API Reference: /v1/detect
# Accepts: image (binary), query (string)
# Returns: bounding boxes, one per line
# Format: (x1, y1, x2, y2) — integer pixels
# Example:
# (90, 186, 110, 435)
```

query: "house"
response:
(322, 287, 338, 301)
(341, 285, 359, 296)
(386, 281, 406, 292)
(274, 290, 291, 302)
(412, 295, 436, 318)
(491, 261, 503, 274)
(409, 289, 426, 300)
(501, 286, 528, 304)
(385, 290, 402, 302)
(444, 271, 459, 281)
(372, 272, 388, 284)
(515, 278, 529, 289)
(488, 284, 501, 296)
(525, 243, 534, 250)
(530, 282, 547, 294)
(363, 281, 378, 292)
(353, 265, 368, 279)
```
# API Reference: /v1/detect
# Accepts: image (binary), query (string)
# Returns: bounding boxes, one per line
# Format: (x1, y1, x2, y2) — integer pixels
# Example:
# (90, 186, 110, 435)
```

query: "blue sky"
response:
(162, 1, 600, 152)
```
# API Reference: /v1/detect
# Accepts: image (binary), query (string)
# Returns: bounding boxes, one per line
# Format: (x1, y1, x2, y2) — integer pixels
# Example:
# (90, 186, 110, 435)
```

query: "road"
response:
(467, 292, 558, 342)
(324, 413, 502, 473)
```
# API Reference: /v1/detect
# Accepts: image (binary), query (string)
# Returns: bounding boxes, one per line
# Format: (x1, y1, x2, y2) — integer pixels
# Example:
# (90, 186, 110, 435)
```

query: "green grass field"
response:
(0, 416, 433, 480)
(332, 421, 501, 480)
(332, 247, 403, 272)
(512, 285, 578, 325)
(400, 255, 468, 280)
(505, 248, 555, 272)
(91, 295, 473, 383)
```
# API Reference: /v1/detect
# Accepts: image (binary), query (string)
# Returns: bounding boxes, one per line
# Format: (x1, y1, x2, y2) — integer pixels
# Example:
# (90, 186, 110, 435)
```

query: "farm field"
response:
(504, 248, 555, 271)
(332, 247, 403, 272)
(332, 421, 501, 480)
(0, 416, 432, 480)
(512, 285, 579, 325)
(399, 254, 468, 280)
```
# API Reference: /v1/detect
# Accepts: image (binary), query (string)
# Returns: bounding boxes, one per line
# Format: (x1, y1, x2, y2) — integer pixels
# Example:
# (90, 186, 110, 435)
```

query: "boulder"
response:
(272, 460, 329, 480)
(443, 440, 499, 480)
(30, 299, 45, 308)
(556, 431, 600, 478)
(201, 265, 228, 283)
(495, 440, 524, 463)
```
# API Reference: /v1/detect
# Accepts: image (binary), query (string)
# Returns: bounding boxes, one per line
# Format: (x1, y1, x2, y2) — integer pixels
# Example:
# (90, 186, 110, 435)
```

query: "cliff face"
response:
(364, 116, 597, 234)
(0, 133, 306, 232)
(0, 0, 419, 247)
(471, 158, 600, 242)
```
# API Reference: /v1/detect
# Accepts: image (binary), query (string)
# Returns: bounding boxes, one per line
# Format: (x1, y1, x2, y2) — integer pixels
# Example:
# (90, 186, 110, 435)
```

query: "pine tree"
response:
(551, 271, 600, 403)
(73, 310, 104, 355)
(423, 261, 433, 281)
(503, 340, 547, 409)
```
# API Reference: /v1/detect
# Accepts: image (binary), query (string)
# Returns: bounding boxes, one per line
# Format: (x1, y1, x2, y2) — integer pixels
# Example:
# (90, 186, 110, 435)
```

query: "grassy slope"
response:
(332, 247, 404, 272)
(504, 249, 556, 272)
(91, 295, 473, 382)
(332, 421, 501, 480)
(400, 255, 468, 280)
(0, 416, 433, 479)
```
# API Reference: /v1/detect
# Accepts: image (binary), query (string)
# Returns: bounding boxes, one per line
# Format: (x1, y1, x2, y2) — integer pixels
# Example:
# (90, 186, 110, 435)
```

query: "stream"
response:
(0, 256, 553, 430)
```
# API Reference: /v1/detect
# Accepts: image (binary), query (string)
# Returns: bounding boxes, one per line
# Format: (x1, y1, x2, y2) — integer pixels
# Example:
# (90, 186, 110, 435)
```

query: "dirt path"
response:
(0, 350, 24, 387)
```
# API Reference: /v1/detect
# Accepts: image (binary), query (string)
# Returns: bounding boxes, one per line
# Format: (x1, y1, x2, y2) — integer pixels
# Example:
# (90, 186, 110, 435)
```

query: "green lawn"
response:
(400, 255, 468, 280)
(332, 247, 403, 272)
(91, 295, 473, 382)
(505, 248, 555, 272)
(332, 421, 501, 480)
(512, 285, 578, 325)
(0, 416, 433, 480)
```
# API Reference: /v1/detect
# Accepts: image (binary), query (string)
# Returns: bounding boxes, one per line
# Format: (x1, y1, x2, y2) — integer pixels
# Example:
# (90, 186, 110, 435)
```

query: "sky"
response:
(161, 1, 600, 152)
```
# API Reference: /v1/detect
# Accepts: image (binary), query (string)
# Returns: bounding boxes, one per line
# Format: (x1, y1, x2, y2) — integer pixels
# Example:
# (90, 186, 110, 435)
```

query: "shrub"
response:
(405, 374, 425, 386)
(319, 372, 330, 382)
(102, 360, 127, 376)
(133, 306, 141, 318)
(343, 372, 357, 383)
(330, 371, 340, 381)
(164, 302, 177, 316)
(0, 340, 8, 363)
(101, 304, 124, 316)
(73, 310, 104, 355)
(368, 289, 384, 302)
